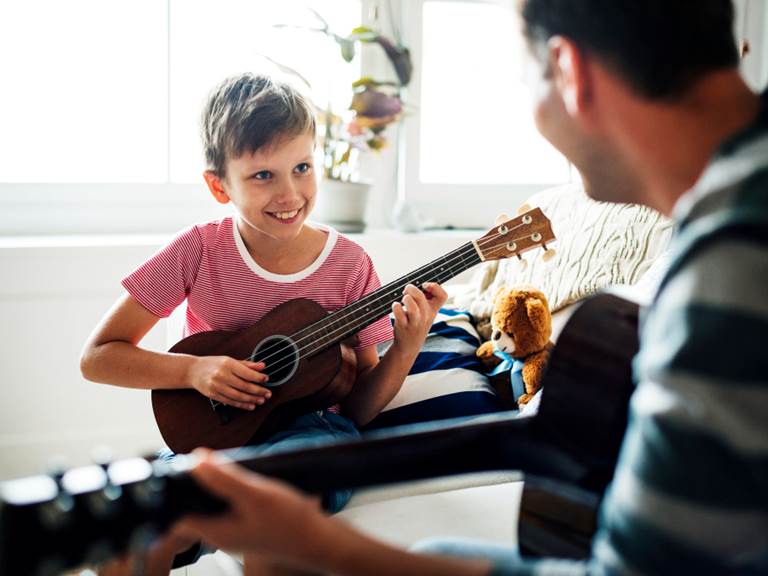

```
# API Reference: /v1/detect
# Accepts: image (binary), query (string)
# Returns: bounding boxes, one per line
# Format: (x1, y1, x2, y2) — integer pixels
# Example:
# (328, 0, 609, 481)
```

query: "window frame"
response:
(398, 0, 573, 229)
(0, 0, 372, 236)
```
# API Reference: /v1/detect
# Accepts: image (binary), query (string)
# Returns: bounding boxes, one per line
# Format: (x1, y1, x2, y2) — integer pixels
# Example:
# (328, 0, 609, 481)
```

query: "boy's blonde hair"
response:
(201, 73, 316, 178)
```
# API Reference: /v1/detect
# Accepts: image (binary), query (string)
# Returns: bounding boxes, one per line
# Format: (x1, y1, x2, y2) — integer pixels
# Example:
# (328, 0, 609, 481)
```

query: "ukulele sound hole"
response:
(250, 335, 300, 387)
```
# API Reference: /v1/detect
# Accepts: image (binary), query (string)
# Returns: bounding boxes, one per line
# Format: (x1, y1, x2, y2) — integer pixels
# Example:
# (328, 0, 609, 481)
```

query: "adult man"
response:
(172, 1, 768, 574)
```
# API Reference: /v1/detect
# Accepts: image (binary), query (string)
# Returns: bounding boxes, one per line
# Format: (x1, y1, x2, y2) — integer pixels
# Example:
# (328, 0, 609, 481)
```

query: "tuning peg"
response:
(517, 254, 528, 273)
(38, 456, 74, 530)
(494, 212, 510, 225)
(88, 446, 123, 518)
(91, 445, 113, 471)
(542, 246, 556, 262)
(516, 203, 533, 215)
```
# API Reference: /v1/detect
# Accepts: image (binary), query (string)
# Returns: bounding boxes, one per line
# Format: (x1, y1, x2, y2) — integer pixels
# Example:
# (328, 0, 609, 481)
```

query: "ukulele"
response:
(0, 293, 639, 576)
(153, 208, 556, 454)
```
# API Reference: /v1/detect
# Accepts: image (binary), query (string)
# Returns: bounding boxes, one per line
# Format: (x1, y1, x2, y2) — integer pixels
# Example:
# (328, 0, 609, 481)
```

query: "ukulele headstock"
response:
(472, 207, 555, 262)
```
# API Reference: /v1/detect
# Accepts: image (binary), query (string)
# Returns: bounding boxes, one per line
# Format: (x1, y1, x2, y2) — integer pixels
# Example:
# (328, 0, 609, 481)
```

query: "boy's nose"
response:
(274, 181, 301, 203)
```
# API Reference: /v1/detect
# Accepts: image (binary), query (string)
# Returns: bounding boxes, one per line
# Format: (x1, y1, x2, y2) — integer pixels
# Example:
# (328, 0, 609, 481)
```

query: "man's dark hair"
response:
(201, 73, 316, 178)
(519, 0, 740, 99)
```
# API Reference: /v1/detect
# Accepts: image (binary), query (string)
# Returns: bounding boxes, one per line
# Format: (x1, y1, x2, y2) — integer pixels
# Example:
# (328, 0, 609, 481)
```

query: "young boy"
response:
(80, 72, 446, 574)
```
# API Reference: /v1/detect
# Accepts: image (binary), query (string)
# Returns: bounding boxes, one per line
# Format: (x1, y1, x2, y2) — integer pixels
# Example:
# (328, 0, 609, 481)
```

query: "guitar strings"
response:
(247, 222, 550, 379)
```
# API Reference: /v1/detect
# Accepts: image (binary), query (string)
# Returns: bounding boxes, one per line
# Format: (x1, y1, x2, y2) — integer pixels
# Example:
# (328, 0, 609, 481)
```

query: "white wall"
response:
(0, 230, 479, 480)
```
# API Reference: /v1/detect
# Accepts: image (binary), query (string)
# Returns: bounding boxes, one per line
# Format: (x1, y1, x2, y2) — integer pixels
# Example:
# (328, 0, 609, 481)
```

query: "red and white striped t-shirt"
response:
(122, 217, 394, 349)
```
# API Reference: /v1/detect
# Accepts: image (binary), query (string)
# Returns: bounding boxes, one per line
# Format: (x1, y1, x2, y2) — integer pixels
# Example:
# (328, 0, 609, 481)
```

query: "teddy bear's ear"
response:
(525, 297, 550, 334)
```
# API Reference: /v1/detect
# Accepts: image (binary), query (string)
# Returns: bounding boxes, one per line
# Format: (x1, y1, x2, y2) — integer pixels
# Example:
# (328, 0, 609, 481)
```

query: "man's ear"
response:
(204, 171, 230, 205)
(547, 36, 592, 121)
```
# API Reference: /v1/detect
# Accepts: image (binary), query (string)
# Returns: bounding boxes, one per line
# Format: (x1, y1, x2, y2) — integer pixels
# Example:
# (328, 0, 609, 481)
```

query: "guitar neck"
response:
(297, 242, 482, 356)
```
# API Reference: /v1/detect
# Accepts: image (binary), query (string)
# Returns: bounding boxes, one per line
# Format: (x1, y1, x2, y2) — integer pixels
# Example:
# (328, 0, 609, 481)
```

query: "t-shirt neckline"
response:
(231, 216, 338, 283)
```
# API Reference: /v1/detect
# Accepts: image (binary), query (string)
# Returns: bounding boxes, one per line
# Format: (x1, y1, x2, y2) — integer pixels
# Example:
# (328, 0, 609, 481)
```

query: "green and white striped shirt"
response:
(497, 91, 768, 576)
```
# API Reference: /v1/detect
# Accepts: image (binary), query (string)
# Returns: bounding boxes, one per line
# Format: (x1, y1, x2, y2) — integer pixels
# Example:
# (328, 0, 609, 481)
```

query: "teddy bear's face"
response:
(490, 326, 517, 355)
(490, 288, 552, 359)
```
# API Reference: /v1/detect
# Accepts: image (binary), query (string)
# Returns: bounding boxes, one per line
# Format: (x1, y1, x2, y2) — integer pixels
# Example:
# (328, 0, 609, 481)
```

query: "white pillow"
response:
(452, 183, 673, 333)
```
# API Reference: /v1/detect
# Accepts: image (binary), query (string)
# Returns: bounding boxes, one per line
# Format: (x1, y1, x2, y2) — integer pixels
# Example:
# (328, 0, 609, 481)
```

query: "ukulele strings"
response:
(253, 222, 544, 374)
(254, 223, 541, 375)
(251, 222, 535, 371)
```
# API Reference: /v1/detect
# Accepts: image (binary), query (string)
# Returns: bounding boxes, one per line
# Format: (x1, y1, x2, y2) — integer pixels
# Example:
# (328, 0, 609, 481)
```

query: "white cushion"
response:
(450, 183, 673, 337)
(336, 472, 524, 548)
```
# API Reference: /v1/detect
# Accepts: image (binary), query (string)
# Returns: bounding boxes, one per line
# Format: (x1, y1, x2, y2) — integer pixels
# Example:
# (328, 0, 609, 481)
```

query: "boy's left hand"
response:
(391, 282, 447, 356)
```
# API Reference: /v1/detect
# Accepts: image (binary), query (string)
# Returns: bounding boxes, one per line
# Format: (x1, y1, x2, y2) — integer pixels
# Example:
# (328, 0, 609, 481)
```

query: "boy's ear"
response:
(204, 171, 230, 205)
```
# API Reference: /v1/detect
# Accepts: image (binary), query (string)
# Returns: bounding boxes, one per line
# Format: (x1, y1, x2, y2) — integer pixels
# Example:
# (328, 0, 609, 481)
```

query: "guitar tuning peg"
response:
(542, 247, 556, 262)
(39, 456, 75, 530)
(45, 455, 69, 489)
(494, 212, 509, 225)
(516, 203, 533, 215)
(91, 445, 114, 471)
(517, 255, 528, 273)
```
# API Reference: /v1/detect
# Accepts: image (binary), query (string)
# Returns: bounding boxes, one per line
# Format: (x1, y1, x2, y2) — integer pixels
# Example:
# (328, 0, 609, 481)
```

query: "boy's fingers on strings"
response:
(230, 379, 272, 398)
(241, 360, 266, 371)
(227, 378, 271, 404)
(391, 301, 407, 326)
(233, 361, 270, 386)
(401, 293, 422, 325)
(422, 282, 447, 307)
(213, 390, 256, 411)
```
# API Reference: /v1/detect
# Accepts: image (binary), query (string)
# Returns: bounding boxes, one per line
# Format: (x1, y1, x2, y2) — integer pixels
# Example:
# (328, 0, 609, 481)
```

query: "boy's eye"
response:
(253, 171, 272, 180)
(294, 162, 312, 174)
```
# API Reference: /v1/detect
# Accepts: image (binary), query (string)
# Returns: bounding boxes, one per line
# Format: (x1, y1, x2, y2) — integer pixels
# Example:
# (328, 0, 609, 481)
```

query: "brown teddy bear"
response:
(476, 286, 553, 406)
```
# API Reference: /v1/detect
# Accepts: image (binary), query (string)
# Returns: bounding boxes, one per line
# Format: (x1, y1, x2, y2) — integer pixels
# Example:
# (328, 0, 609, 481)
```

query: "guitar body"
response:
(152, 298, 357, 454)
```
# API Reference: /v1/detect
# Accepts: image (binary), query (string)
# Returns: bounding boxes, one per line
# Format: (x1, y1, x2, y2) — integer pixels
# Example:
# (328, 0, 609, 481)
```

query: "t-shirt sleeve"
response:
(350, 251, 394, 349)
(121, 226, 203, 318)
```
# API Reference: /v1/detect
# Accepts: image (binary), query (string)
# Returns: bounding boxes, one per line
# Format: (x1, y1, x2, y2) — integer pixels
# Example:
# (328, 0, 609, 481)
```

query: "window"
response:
(0, 0, 168, 183)
(0, 0, 362, 234)
(401, 0, 572, 228)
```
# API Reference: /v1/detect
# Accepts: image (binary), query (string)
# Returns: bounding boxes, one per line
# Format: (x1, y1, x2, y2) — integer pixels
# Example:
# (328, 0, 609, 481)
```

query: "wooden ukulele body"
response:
(152, 298, 357, 454)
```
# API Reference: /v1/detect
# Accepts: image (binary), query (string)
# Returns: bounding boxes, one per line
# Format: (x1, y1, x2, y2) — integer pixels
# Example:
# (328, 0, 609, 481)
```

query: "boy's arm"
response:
(342, 283, 446, 427)
(80, 292, 271, 410)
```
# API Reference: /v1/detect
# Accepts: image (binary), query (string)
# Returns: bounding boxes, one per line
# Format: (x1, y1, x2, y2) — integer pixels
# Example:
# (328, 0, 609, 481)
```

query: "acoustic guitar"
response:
(153, 208, 555, 454)
(0, 293, 639, 576)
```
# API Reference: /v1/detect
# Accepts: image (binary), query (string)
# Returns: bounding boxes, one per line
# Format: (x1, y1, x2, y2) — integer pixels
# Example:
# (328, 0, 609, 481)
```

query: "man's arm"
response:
(589, 238, 768, 574)
(173, 450, 492, 576)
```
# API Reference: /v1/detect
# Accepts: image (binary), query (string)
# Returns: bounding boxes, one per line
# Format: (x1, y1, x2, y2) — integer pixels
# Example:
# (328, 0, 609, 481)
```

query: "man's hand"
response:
(171, 450, 332, 564)
(186, 357, 271, 410)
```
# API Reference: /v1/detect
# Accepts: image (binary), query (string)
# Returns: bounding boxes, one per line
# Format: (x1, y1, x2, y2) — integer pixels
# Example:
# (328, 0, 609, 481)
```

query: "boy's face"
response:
(206, 131, 317, 242)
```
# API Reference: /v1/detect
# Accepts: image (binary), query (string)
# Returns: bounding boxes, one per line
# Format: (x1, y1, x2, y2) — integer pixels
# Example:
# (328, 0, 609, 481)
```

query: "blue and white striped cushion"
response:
(364, 308, 505, 430)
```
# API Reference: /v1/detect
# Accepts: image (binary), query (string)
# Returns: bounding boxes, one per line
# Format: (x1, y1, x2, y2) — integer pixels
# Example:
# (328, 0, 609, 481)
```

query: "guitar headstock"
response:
(472, 207, 555, 262)
(0, 455, 226, 575)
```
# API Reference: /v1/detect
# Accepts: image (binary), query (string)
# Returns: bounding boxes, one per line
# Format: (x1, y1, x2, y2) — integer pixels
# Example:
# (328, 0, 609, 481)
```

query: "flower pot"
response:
(313, 179, 371, 233)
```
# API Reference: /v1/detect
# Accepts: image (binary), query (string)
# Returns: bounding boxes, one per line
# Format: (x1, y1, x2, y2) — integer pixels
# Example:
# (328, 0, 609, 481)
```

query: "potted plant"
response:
(278, 9, 412, 231)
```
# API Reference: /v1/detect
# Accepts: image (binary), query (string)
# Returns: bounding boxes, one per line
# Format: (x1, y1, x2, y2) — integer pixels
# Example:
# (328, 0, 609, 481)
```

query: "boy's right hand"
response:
(187, 356, 271, 410)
